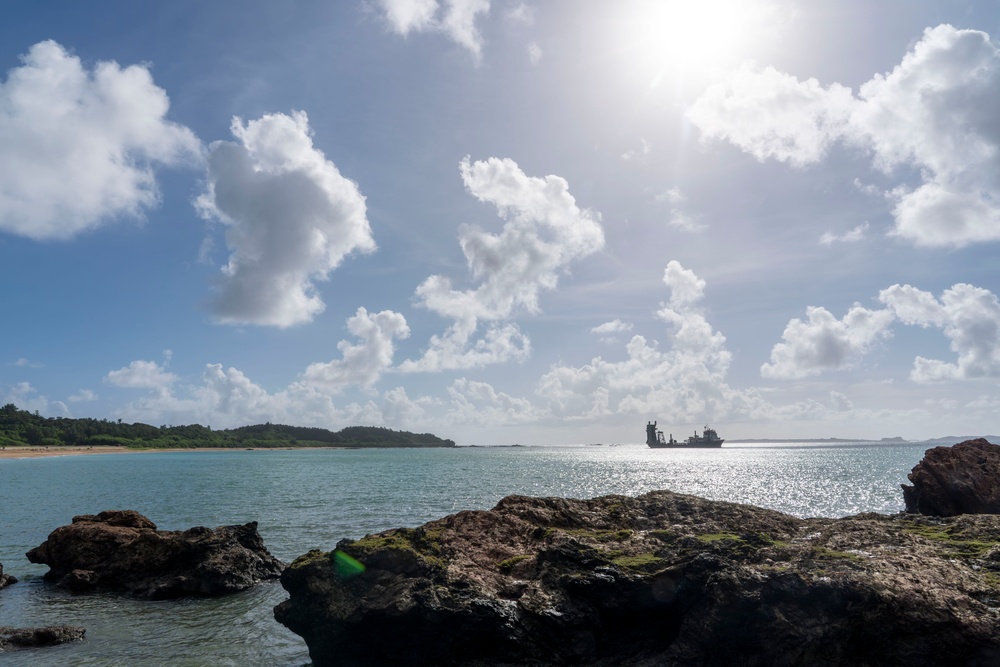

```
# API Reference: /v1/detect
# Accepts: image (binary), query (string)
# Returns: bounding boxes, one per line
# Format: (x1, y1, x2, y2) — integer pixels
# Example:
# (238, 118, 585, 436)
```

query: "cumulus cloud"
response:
(880, 283, 1000, 381)
(591, 319, 633, 343)
(376, 0, 491, 59)
(105, 359, 178, 390)
(688, 64, 853, 167)
(762, 281, 1000, 382)
(820, 222, 869, 245)
(689, 25, 1000, 247)
(197, 112, 375, 328)
(401, 156, 604, 372)
(537, 262, 747, 423)
(2, 382, 69, 416)
(301, 308, 410, 393)
(0, 40, 200, 240)
(760, 305, 894, 379)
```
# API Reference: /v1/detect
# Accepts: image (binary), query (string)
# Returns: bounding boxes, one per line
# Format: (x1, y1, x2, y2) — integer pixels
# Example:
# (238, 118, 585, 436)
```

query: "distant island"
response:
(0, 404, 455, 449)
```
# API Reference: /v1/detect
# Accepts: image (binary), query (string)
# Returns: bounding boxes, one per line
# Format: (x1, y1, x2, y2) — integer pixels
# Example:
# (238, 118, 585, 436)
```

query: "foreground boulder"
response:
(902, 438, 1000, 516)
(276, 490, 1000, 667)
(0, 626, 85, 651)
(27, 510, 284, 599)
(0, 562, 16, 589)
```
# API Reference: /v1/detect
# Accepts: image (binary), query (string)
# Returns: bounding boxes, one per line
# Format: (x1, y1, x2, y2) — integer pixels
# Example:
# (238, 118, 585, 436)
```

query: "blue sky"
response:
(2, 0, 999, 444)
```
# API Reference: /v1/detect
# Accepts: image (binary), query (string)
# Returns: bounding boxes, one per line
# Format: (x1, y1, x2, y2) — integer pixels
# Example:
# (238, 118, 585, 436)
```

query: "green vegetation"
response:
(0, 403, 456, 449)
(498, 554, 532, 572)
(903, 522, 999, 559)
(350, 527, 446, 568)
(611, 552, 668, 572)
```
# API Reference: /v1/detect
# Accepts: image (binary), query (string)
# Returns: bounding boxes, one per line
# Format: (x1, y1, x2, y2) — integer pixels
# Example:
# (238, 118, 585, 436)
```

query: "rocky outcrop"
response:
(27, 510, 284, 599)
(0, 562, 16, 589)
(275, 490, 1000, 667)
(0, 626, 86, 651)
(902, 438, 1000, 516)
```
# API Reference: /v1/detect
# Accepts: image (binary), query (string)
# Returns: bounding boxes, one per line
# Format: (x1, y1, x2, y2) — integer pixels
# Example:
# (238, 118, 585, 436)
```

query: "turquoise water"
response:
(0, 442, 929, 665)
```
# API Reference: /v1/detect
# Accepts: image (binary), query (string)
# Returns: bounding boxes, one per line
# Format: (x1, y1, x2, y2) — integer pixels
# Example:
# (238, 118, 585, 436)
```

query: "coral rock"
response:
(27, 510, 284, 599)
(902, 439, 1000, 516)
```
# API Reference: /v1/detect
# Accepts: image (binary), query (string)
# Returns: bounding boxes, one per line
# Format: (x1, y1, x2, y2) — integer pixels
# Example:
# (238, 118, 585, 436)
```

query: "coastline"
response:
(0, 446, 276, 460)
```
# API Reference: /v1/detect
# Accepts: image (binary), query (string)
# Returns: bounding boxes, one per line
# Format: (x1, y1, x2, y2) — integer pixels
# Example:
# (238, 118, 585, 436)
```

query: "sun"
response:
(618, 0, 777, 80)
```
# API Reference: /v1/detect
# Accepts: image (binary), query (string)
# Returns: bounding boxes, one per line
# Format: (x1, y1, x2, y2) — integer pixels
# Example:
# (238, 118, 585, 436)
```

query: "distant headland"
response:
(0, 403, 455, 450)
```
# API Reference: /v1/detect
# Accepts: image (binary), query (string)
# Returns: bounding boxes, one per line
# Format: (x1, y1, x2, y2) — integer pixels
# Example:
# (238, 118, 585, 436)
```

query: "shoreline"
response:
(0, 446, 303, 460)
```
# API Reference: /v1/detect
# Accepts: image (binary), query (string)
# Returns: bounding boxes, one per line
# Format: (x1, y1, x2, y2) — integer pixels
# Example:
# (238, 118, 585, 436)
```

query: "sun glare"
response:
(620, 0, 777, 81)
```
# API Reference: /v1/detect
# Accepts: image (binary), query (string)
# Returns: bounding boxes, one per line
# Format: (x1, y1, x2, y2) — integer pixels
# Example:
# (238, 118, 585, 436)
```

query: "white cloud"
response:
(689, 25, 1000, 247)
(591, 319, 633, 344)
(105, 360, 178, 390)
(820, 222, 869, 245)
(655, 188, 704, 232)
(402, 156, 604, 371)
(197, 111, 375, 328)
(505, 2, 534, 24)
(662, 260, 706, 307)
(68, 389, 98, 403)
(537, 262, 743, 424)
(378, 0, 439, 34)
(880, 283, 1000, 381)
(688, 64, 854, 167)
(376, 0, 491, 59)
(301, 308, 410, 393)
(527, 42, 543, 64)
(2, 382, 68, 416)
(0, 40, 200, 240)
(446, 378, 542, 426)
(760, 305, 895, 379)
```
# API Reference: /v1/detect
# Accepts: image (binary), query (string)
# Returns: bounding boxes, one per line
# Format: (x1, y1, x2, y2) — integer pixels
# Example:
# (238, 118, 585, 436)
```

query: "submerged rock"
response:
(0, 562, 16, 589)
(27, 509, 284, 599)
(275, 490, 1000, 667)
(902, 438, 1000, 516)
(0, 625, 86, 651)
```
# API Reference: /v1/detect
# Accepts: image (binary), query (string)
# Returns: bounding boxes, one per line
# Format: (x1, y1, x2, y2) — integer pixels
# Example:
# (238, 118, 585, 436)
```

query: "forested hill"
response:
(0, 404, 456, 449)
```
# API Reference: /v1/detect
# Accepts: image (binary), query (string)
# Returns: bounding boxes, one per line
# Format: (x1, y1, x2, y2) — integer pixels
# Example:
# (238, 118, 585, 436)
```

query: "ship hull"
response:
(648, 440, 724, 449)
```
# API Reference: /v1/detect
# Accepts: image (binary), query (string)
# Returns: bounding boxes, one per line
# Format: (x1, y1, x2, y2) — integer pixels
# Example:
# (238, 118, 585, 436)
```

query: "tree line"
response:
(0, 403, 456, 449)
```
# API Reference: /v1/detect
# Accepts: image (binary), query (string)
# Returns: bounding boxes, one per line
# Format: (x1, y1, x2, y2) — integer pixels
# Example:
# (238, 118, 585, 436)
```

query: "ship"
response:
(646, 421, 724, 448)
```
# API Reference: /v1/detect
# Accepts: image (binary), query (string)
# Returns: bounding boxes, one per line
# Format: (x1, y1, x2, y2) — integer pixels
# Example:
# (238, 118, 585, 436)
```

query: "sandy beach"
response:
(0, 446, 242, 460)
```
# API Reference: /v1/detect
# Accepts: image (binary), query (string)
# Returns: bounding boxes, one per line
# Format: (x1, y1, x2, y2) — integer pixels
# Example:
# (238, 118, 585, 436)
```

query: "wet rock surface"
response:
(275, 490, 1000, 667)
(0, 625, 86, 651)
(0, 562, 16, 589)
(27, 509, 284, 599)
(902, 438, 1000, 516)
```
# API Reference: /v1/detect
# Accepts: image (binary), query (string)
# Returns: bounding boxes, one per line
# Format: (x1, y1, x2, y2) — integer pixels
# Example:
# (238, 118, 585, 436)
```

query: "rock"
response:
(0, 562, 17, 589)
(27, 509, 284, 599)
(275, 490, 1000, 667)
(0, 625, 86, 650)
(902, 438, 1000, 516)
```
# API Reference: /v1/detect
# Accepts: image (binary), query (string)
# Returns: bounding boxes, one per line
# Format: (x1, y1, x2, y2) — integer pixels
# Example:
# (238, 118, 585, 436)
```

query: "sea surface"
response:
(0, 441, 931, 666)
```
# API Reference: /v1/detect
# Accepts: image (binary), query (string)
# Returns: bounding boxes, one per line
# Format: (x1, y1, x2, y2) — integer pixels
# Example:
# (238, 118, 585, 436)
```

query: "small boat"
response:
(646, 421, 724, 448)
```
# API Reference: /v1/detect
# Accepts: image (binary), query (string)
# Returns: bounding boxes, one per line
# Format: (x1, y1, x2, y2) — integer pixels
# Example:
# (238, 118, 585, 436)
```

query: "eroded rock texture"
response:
(27, 509, 283, 598)
(275, 490, 1000, 667)
(0, 561, 16, 589)
(902, 438, 1000, 516)
(0, 625, 86, 651)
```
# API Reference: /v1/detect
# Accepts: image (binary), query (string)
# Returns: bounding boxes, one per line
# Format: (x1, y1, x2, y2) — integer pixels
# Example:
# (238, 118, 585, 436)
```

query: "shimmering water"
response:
(0, 442, 929, 665)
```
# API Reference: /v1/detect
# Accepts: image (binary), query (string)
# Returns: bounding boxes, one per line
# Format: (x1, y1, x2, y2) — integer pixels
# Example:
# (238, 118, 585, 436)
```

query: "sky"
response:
(2, 0, 999, 445)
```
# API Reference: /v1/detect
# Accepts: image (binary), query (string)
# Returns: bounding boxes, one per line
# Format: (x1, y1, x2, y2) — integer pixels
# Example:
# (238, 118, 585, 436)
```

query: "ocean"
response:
(0, 442, 931, 666)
